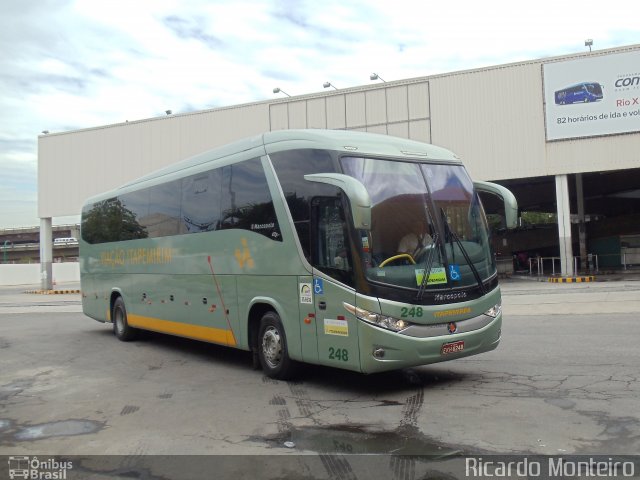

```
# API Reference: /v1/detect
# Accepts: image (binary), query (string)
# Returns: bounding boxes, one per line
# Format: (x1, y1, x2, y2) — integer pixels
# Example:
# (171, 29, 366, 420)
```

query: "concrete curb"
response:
(548, 276, 596, 283)
(24, 289, 81, 295)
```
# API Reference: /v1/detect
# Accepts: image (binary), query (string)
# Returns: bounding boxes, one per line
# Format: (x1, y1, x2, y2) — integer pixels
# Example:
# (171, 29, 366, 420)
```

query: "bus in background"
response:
(554, 82, 603, 105)
(54, 237, 78, 246)
(80, 130, 518, 379)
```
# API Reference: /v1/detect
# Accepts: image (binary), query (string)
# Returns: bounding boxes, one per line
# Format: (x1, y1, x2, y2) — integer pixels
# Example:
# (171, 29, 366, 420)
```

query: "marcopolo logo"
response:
(7, 456, 73, 479)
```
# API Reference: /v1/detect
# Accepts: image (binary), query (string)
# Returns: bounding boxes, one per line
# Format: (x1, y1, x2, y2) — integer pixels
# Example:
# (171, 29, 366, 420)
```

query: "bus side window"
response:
(269, 149, 338, 261)
(219, 159, 282, 241)
(311, 196, 354, 287)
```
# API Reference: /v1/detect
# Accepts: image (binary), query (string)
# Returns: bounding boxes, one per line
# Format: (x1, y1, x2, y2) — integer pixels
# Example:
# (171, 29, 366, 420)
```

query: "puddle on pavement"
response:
(259, 424, 460, 456)
(14, 419, 104, 441)
(0, 378, 35, 401)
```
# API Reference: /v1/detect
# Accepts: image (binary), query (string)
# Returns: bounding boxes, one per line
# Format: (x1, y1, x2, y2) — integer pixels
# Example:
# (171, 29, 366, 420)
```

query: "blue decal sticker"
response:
(313, 278, 324, 295)
(449, 264, 461, 281)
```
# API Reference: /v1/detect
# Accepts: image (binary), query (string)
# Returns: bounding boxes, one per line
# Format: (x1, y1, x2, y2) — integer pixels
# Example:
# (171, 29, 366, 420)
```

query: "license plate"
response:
(441, 340, 465, 355)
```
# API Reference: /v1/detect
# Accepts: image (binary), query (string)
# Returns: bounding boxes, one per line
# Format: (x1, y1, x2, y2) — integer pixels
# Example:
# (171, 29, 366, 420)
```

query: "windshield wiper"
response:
(440, 208, 486, 295)
(415, 232, 439, 301)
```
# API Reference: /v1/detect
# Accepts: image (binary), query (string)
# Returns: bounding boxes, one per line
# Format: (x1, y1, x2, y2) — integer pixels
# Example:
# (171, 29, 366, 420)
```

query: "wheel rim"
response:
(261, 326, 282, 369)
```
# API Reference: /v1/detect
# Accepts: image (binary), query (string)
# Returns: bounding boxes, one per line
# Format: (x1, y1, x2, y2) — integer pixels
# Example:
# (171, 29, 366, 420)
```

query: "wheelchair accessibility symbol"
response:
(313, 278, 324, 295)
(449, 264, 461, 281)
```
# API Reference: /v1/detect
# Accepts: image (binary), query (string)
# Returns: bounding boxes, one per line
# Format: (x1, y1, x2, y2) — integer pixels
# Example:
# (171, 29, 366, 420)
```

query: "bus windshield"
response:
(585, 83, 602, 95)
(341, 156, 496, 292)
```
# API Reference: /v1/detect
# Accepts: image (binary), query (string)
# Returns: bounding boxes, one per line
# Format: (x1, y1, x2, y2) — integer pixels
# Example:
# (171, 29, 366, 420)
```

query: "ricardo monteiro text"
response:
(465, 457, 635, 477)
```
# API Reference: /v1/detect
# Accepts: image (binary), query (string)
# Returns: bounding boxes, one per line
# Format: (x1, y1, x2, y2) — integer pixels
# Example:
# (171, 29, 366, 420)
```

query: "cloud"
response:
(0, 151, 37, 228)
(163, 15, 224, 49)
(0, 0, 638, 228)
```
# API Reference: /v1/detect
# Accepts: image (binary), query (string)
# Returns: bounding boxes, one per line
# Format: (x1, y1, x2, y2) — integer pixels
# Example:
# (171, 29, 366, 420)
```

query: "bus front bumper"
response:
(357, 313, 502, 374)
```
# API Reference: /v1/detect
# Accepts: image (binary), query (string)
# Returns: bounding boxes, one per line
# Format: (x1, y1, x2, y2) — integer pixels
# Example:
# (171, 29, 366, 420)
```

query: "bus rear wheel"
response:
(113, 297, 138, 341)
(258, 312, 297, 380)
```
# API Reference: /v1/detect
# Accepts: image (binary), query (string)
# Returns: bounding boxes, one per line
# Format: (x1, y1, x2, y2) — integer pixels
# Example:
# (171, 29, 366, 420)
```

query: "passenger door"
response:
(310, 197, 360, 372)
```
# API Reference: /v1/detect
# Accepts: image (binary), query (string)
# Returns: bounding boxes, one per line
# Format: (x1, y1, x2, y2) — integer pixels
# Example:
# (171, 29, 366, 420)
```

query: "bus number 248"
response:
(329, 347, 349, 361)
(401, 306, 423, 318)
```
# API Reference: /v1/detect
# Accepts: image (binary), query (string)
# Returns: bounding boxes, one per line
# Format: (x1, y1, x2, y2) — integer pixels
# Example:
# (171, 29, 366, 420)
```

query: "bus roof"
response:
(262, 129, 458, 162)
(85, 129, 460, 203)
(555, 81, 601, 90)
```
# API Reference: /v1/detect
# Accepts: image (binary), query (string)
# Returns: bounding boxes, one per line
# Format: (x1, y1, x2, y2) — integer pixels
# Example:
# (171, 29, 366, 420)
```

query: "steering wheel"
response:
(379, 253, 416, 267)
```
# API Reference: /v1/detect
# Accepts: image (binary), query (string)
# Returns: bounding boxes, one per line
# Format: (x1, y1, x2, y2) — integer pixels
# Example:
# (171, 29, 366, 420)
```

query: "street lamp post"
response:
(2, 240, 10, 264)
(273, 87, 291, 97)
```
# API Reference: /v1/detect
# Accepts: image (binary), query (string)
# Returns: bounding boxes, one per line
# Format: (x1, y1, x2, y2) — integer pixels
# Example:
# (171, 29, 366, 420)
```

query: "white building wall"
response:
(386, 86, 408, 123)
(430, 62, 546, 181)
(429, 49, 640, 182)
(326, 95, 346, 129)
(0, 263, 79, 286)
(409, 119, 431, 143)
(366, 124, 388, 135)
(288, 101, 307, 129)
(38, 44, 640, 223)
(39, 104, 269, 218)
(407, 82, 430, 120)
(307, 98, 327, 129)
(345, 92, 366, 128)
(387, 122, 409, 139)
(269, 103, 288, 130)
(365, 89, 387, 126)
(546, 133, 640, 175)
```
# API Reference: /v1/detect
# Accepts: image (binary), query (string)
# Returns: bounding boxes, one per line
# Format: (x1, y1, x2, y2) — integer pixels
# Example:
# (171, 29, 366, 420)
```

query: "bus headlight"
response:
(483, 302, 502, 318)
(343, 302, 412, 332)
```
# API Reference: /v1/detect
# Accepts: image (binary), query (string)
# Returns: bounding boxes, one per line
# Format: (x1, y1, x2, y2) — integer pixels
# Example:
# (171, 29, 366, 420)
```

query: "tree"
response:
(82, 198, 148, 244)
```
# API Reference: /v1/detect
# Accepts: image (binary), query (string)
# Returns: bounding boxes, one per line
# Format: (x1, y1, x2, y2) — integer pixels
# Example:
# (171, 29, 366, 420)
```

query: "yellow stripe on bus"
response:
(127, 314, 237, 347)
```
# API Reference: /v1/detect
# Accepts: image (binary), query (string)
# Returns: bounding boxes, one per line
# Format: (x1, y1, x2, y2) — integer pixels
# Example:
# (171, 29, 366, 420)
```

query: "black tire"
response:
(112, 296, 138, 341)
(257, 311, 297, 380)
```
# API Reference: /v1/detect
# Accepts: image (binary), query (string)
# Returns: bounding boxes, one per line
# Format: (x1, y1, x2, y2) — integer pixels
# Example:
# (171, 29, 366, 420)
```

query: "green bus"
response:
(80, 129, 517, 379)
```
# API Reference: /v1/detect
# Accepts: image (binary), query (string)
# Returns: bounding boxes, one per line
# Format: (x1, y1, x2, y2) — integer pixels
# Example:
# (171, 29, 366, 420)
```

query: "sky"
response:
(0, 0, 638, 229)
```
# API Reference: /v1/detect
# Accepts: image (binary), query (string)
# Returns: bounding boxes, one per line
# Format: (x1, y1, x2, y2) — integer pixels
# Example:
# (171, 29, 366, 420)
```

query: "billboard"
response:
(543, 50, 640, 141)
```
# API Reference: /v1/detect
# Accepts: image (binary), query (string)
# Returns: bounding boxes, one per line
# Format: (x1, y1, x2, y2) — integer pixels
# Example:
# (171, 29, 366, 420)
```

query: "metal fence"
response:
(527, 253, 639, 276)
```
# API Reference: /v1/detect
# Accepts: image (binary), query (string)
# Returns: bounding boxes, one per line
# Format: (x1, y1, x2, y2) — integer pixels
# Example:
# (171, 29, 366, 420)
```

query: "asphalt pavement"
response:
(2, 273, 640, 316)
(1, 274, 639, 463)
(500, 273, 640, 316)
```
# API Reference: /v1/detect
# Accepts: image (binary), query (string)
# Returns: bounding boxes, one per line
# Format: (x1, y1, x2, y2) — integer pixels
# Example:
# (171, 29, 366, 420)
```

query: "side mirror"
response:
(304, 173, 372, 230)
(474, 181, 518, 229)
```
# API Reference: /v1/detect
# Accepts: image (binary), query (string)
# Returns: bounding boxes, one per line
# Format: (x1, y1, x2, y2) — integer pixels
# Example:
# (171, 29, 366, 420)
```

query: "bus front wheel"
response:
(113, 297, 138, 341)
(258, 312, 297, 380)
